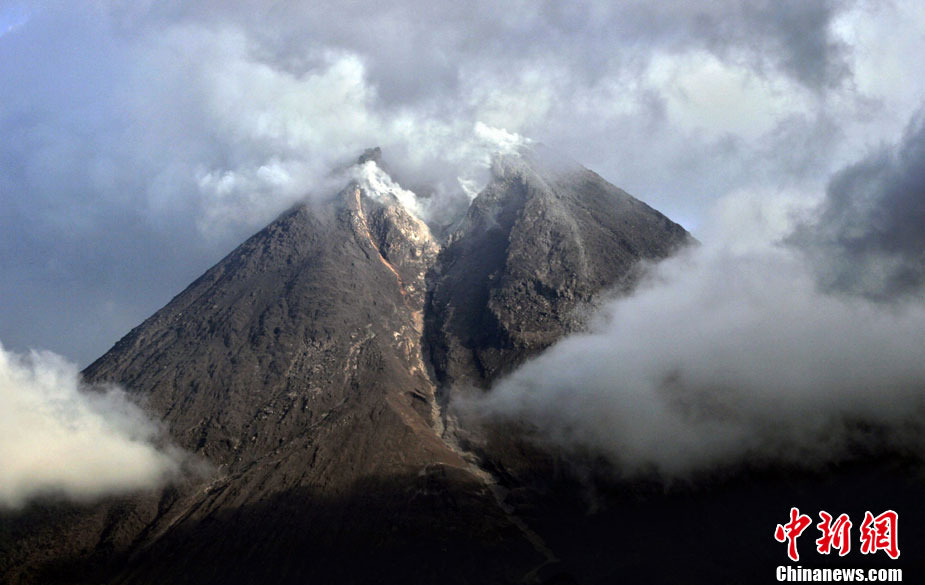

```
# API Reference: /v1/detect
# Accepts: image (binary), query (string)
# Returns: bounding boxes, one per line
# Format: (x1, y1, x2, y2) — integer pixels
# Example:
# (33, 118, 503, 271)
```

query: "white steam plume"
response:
(351, 160, 424, 218)
(0, 343, 182, 508)
(67, 21, 529, 236)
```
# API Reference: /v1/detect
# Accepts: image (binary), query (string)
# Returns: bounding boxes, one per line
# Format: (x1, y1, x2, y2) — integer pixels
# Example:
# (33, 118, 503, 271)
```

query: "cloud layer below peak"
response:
(473, 111, 925, 477)
(0, 343, 183, 508)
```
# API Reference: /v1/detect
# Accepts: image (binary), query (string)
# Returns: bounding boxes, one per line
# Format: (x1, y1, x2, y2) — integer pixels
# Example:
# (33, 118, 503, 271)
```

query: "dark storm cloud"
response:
(692, 0, 851, 90)
(0, 0, 867, 366)
(791, 112, 925, 300)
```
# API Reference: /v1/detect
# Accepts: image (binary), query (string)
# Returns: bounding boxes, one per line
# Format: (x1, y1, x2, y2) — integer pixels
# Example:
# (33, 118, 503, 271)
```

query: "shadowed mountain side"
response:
(429, 148, 690, 390)
(521, 456, 925, 584)
(2, 469, 544, 585)
(426, 148, 692, 520)
(6, 455, 925, 584)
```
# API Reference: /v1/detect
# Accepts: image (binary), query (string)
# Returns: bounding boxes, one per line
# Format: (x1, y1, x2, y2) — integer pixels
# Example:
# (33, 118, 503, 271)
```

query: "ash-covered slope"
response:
(430, 146, 690, 389)
(83, 181, 447, 472)
(1, 147, 690, 585)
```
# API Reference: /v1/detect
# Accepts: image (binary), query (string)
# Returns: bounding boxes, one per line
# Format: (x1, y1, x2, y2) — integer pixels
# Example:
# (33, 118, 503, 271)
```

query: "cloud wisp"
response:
(0, 342, 184, 509)
(470, 113, 925, 478)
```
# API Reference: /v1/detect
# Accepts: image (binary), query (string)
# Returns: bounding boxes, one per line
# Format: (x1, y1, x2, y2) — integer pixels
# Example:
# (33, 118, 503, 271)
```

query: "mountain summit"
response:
(2, 147, 690, 584)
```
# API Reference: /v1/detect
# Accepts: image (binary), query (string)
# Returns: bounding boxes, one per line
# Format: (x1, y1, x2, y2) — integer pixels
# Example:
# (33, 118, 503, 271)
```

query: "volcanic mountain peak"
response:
(431, 145, 691, 388)
(488, 143, 582, 184)
(3, 145, 692, 585)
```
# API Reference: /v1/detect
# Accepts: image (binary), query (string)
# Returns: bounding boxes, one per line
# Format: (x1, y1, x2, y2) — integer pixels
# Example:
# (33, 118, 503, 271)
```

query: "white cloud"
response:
(473, 191, 925, 478)
(4, 0, 925, 369)
(646, 51, 813, 139)
(0, 342, 182, 508)
(831, 0, 925, 145)
(114, 25, 539, 236)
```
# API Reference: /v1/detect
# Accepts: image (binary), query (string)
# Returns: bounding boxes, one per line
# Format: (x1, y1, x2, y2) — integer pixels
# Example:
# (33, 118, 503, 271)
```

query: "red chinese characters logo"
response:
(775, 508, 899, 561)
(816, 511, 852, 556)
(775, 507, 812, 561)
(860, 510, 900, 559)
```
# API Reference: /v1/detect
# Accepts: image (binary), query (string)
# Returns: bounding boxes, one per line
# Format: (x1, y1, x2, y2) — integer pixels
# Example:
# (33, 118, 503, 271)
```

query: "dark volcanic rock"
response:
(81, 186, 445, 471)
(1, 148, 695, 584)
(429, 146, 690, 389)
(1, 178, 545, 584)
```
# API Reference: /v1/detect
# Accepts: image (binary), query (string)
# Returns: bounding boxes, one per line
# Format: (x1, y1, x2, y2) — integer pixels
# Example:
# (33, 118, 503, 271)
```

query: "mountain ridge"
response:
(2, 146, 692, 585)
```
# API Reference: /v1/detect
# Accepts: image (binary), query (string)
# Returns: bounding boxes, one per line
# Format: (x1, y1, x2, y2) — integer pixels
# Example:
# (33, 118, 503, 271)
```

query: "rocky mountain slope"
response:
(1, 146, 693, 584)
(430, 148, 688, 390)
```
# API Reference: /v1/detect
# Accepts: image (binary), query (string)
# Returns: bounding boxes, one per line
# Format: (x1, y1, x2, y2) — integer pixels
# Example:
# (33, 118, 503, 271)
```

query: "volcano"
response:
(0, 145, 693, 583)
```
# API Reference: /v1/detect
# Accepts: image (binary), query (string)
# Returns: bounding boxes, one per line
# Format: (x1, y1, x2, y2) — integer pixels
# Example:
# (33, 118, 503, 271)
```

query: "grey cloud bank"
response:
(477, 238, 925, 476)
(6, 0, 920, 364)
(474, 111, 925, 477)
(793, 112, 925, 300)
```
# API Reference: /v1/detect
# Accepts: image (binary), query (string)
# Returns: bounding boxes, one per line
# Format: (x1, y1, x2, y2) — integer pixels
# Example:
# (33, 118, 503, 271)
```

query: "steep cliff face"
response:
(1, 147, 692, 585)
